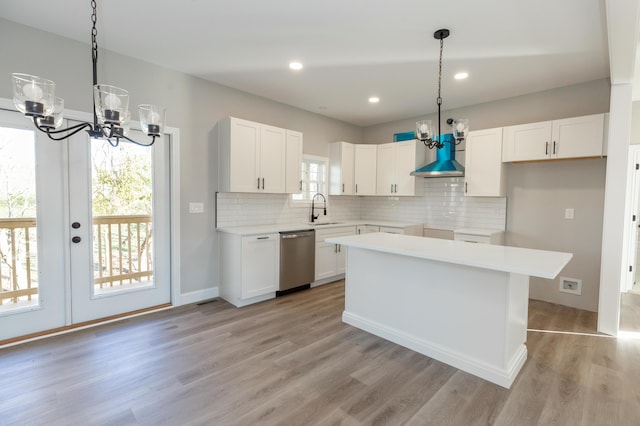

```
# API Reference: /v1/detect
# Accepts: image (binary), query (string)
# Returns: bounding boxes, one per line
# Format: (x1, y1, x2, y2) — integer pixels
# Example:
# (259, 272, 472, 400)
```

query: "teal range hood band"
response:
(411, 134, 464, 178)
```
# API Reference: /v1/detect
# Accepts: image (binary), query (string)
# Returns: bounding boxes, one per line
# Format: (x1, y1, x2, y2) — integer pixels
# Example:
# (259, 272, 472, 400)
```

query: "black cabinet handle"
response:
(262, 178, 265, 189)
(257, 178, 260, 189)
(553, 141, 556, 155)
(545, 142, 549, 155)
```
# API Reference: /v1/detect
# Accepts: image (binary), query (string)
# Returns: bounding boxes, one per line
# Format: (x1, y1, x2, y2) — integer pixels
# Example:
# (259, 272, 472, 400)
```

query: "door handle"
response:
(72, 236, 82, 244)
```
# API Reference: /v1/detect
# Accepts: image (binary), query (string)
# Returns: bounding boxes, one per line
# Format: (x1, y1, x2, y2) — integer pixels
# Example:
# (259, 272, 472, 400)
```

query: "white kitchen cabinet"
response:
(454, 229, 504, 245)
(354, 144, 377, 195)
(329, 142, 355, 195)
(376, 139, 426, 196)
(285, 129, 303, 193)
(502, 113, 605, 162)
(219, 232, 279, 307)
(464, 127, 506, 197)
(219, 117, 294, 194)
(315, 226, 356, 282)
(365, 225, 380, 233)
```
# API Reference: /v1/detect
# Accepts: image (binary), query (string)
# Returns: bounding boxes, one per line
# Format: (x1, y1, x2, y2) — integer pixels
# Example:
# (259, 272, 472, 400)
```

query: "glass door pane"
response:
(0, 127, 38, 312)
(91, 139, 154, 296)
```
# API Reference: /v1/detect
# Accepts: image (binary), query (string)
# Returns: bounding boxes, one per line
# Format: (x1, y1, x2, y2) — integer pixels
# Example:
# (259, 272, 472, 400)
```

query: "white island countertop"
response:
(327, 232, 572, 280)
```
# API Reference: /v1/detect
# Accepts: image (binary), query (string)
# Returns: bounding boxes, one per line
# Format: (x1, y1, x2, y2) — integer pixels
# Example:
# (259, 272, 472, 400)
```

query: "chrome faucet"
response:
(310, 193, 327, 223)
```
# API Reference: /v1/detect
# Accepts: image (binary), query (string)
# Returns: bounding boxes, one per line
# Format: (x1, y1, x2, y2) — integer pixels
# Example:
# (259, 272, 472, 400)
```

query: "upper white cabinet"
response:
(285, 130, 303, 193)
(502, 113, 605, 162)
(464, 127, 506, 197)
(376, 139, 425, 196)
(354, 144, 377, 195)
(219, 117, 301, 194)
(329, 142, 355, 195)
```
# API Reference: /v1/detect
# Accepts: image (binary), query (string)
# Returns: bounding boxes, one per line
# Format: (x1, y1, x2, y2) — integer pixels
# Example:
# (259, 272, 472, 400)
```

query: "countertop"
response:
(217, 220, 423, 236)
(326, 232, 572, 279)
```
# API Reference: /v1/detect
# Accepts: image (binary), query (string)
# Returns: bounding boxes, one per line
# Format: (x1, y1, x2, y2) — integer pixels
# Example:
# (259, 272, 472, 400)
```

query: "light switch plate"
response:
(189, 202, 204, 214)
(564, 208, 574, 219)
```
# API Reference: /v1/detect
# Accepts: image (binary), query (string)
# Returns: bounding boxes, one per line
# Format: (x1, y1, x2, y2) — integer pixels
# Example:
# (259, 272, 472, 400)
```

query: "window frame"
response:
(290, 154, 328, 205)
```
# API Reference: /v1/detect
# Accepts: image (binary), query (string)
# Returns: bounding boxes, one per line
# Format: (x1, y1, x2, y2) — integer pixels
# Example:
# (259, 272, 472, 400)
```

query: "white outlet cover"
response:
(564, 208, 574, 219)
(189, 202, 204, 214)
(559, 276, 582, 295)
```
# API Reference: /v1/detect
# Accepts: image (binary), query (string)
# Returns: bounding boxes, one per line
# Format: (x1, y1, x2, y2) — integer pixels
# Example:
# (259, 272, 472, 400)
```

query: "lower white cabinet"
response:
(315, 226, 356, 281)
(219, 232, 279, 307)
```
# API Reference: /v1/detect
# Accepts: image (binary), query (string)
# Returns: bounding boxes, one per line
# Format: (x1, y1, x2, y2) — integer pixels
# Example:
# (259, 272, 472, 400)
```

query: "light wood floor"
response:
(2, 281, 640, 425)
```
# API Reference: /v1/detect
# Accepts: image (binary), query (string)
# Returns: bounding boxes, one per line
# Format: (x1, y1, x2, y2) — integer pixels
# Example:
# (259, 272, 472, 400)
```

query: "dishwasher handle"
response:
(281, 233, 314, 239)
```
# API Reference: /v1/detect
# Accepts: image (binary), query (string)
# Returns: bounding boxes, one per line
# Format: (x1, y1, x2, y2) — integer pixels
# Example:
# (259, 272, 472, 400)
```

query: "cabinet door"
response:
(315, 241, 338, 280)
(229, 118, 261, 192)
(260, 125, 286, 193)
(552, 114, 604, 159)
(502, 121, 552, 162)
(241, 234, 278, 299)
(354, 144, 377, 195)
(285, 130, 303, 193)
(329, 142, 355, 195)
(376, 143, 396, 195)
(341, 143, 355, 195)
(394, 140, 418, 196)
(464, 128, 506, 197)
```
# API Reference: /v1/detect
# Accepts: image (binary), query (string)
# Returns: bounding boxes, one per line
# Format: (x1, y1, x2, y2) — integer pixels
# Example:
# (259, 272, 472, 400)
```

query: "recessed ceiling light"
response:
(368, 96, 380, 103)
(289, 62, 303, 71)
(454, 72, 469, 80)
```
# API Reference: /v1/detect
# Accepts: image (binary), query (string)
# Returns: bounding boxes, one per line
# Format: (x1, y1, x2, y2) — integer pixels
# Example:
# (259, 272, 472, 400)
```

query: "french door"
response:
(0, 109, 172, 341)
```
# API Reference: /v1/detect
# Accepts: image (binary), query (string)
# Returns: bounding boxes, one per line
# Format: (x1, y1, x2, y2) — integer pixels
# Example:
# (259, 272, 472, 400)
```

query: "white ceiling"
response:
(0, 0, 619, 127)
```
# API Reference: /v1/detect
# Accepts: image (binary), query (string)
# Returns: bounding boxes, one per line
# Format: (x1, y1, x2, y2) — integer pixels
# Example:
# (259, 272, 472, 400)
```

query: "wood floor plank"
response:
(2, 280, 640, 425)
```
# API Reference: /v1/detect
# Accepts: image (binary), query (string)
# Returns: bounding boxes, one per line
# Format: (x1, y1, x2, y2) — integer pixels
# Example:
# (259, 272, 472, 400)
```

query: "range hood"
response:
(411, 134, 464, 178)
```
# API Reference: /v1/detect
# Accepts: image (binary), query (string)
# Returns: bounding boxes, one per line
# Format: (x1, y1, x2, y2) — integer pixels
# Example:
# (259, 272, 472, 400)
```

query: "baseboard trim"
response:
(342, 311, 526, 389)
(179, 287, 219, 306)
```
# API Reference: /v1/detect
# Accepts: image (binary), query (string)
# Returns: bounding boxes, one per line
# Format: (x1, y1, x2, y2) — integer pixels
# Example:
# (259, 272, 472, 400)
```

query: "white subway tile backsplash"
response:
(216, 177, 506, 231)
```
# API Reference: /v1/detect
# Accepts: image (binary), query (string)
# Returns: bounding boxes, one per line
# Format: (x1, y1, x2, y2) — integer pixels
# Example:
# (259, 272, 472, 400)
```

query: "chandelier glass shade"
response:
(10, 0, 165, 147)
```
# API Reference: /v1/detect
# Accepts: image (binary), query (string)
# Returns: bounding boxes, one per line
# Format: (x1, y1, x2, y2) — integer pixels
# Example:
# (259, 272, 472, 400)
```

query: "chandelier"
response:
(415, 29, 468, 149)
(10, 0, 165, 147)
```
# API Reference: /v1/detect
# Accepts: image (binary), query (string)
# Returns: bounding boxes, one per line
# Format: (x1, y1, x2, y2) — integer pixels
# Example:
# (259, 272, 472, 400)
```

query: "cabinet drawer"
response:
(315, 226, 356, 241)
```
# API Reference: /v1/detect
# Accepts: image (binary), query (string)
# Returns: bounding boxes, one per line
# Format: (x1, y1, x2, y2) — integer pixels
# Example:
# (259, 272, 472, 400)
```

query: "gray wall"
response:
(0, 19, 363, 297)
(364, 79, 611, 311)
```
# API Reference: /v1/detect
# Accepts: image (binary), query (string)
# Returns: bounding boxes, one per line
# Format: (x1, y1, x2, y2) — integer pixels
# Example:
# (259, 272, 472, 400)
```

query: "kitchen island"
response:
(326, 233, 572, 388)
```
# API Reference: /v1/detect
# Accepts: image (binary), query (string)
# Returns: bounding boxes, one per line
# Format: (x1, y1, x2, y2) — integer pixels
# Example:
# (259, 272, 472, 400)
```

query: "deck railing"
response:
(93, 215, 153, 293)
(0, 218, 38, 306)
(0, 215, 153, 305)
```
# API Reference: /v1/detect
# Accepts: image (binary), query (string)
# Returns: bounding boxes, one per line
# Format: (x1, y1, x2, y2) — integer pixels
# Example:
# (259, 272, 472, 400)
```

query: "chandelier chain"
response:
(91, 0, 98, 62)
(437, 37, 443, 106)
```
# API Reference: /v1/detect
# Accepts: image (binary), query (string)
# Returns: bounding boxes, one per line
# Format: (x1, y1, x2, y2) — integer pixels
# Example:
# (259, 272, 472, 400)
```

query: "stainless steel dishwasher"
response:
(279, 229, 315, 294)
